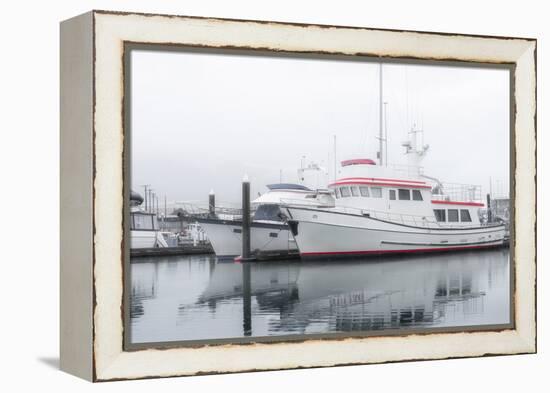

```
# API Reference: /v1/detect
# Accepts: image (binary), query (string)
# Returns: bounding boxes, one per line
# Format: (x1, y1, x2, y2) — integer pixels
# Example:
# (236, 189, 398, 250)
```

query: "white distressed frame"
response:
(61, 10, 536, 381)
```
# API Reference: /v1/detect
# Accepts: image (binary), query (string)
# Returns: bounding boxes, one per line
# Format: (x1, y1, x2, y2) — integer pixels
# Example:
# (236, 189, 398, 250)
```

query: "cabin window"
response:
(351, 186, 360, 197)
(334, 188, 340, 199)
(132, 213, 155, 230)
(371, 187, 382, 198)
(460, 209, 472, 222)
(398, 189, 411, 200)
(340, 187, 351, 198)
(434, 209, 446, 222)
(448, 209, 459, 222)
(253, 204, 283, 221)
(359, 186, 369, 197)
(412, 190, 423, 201)
(389, 190, 396, 200)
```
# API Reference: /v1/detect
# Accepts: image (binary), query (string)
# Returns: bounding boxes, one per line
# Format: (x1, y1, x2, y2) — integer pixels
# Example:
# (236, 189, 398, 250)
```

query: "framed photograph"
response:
(60, 10, 536, 381)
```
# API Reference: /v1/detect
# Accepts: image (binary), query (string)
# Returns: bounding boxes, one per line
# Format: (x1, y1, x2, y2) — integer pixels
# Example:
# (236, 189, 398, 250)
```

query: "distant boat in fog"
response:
(130, 190, 169, 249)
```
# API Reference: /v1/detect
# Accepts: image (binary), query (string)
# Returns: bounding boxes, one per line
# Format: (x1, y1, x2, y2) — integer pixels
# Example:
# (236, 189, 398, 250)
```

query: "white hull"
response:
(198, 219, 297, 257)
(131, 230, 158, 249)
(285, 206, 506, 257)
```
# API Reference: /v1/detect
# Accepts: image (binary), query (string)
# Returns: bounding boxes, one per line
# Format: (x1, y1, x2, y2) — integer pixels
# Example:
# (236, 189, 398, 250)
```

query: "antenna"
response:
(405, 67, 409, 140)
(378, 63, 384, 166)
(384, 102, 389, 167)
(333, 135, 337, 182)
(141, 184, 150, 210)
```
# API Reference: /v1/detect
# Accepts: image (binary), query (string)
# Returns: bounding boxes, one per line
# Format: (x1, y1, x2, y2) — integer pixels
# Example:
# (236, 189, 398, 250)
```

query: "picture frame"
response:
(60, 10, 536, 381)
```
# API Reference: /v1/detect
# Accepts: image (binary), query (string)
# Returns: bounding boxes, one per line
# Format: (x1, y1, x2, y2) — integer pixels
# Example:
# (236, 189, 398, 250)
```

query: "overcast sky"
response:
(130, 49, 510, 206)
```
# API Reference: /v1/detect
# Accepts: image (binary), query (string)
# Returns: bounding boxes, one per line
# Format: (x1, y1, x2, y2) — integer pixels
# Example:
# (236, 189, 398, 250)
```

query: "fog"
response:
(130, 49, 510, 207)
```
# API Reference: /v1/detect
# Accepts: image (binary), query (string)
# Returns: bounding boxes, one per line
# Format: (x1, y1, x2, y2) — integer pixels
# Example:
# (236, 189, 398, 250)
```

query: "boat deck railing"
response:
(432, 183, 483, 204)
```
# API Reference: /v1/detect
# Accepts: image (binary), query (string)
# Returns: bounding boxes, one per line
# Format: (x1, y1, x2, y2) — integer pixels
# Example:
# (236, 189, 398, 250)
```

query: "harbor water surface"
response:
(130, 249, 510, 344)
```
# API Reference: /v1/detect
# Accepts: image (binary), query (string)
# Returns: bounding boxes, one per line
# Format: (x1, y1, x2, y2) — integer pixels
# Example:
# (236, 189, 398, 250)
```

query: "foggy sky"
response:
(130, 49, 510, 207)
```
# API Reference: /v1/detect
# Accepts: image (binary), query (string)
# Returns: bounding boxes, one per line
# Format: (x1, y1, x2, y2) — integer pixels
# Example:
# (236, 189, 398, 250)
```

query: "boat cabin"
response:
(130, 210, 159, 231)
(252, 183, 334, 223)
(329, 159, 483, 227)
(129, 190, 160, 231)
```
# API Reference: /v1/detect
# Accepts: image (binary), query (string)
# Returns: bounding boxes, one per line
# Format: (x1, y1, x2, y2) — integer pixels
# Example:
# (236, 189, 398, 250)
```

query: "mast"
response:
(402, 124, 429, 173)
(333, 134, 337, 182)
(384, 101, 388, 166)
(378, 63, 384, 166)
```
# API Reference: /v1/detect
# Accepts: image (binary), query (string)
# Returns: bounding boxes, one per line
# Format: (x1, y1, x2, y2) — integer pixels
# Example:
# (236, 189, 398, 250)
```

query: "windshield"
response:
(253, 204, 283, 221)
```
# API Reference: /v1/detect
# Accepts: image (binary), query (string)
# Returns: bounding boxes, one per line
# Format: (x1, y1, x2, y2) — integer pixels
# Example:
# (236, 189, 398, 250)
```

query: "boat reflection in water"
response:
(129, 249, 510, 344)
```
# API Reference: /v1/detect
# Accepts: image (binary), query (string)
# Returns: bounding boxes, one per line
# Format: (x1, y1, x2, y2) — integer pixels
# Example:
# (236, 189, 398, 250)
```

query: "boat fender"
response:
(288, 220, 299, 236)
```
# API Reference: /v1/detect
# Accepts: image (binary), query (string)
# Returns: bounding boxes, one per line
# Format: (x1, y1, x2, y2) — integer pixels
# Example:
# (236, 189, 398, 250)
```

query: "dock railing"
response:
(174, 202, 252, 220)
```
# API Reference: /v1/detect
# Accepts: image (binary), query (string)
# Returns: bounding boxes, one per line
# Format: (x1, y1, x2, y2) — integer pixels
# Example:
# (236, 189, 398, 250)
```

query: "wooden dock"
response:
(130, 245, 214, 258)
(253, 249, 301, 261)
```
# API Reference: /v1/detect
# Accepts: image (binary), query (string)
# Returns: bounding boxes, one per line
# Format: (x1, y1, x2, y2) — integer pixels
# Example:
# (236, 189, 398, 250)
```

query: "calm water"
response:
(129, 249, 510, 344)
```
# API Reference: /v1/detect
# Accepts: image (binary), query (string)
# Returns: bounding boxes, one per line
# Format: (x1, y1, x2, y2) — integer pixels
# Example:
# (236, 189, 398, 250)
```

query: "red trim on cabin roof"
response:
(301, 244, 498, 256)
(431, 200, 485, 207)
(338, 177, 427, 184)
(341, 159, 376, 166)
(329, 181, 432, 189)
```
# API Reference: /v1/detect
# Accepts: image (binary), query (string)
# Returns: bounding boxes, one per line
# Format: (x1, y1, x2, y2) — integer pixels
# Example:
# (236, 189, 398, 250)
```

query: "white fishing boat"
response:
(197, 182, 334, 258)
(283, 130, 506, 258)
(283, 63, 506, 258)
(130, 190, 169, 249)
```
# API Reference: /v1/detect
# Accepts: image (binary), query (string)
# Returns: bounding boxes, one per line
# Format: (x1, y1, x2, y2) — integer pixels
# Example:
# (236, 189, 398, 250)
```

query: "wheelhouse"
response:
(130, 211, 159, 231)
(329, 159, 484, 227)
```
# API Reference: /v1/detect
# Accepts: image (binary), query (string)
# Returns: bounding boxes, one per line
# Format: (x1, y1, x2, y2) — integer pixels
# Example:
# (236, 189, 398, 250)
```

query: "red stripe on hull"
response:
(301, 244, 501, 257)
(431, 200, 485, 207)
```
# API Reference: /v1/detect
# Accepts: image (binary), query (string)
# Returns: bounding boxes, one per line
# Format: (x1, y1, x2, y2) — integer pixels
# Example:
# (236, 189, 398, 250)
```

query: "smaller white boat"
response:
(197, 183, 334, 258)
(130, 190, 169, 249)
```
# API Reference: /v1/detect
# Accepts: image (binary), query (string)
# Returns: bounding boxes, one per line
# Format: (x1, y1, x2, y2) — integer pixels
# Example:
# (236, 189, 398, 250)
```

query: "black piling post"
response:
(242, 175, 251, 260)
(242, 263, 252, 336)
(208, 189, 216, 218)
(486, 193, 492, 223)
